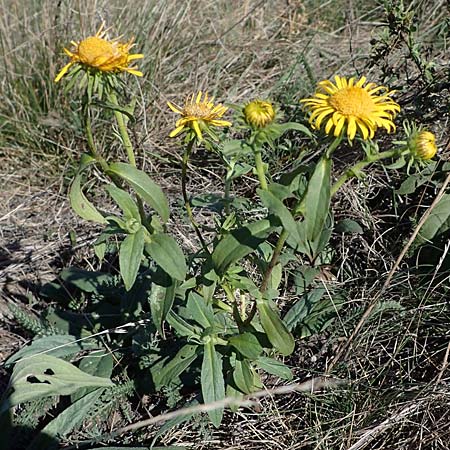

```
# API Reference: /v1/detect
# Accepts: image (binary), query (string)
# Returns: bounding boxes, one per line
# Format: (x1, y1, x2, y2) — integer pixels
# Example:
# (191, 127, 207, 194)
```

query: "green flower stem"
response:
(222, 283, 245, 331)
(107, 90, 136, 168)
(224, 167, 233, 216)
(331, 148, 399, 196)
(326, 134, 344, 157)
(84, 107, 110, 173)
(244, 228, 289, 326)
(105, 90, 150, 226)
(254, 148, 268, 190)
(182, 140, 209, 253)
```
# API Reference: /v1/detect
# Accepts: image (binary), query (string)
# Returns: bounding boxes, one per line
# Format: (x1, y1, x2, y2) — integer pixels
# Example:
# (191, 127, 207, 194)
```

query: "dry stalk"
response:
(65, 376, 348, 448)
(327, 170, 450, 373)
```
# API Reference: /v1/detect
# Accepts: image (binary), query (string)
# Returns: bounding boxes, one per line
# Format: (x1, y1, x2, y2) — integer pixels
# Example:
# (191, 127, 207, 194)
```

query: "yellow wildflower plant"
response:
(55, 23, 144, 82)
(168, 91, 231, 140)
(243, 100, 275, 128)
(301, 75, 400, 141)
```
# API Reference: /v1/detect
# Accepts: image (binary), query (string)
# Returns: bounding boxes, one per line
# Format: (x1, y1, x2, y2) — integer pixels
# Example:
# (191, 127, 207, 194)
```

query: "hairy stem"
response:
(222, 283, 245, 331)
(244, 228, 289, 325)
(84, 106, 110, 173)
(108, 90, 136, 167)
(224, 173, 232, 216)
(182, 140, 209, 252)
(254, 149, 268, 190)
(331, 149, 399, 196)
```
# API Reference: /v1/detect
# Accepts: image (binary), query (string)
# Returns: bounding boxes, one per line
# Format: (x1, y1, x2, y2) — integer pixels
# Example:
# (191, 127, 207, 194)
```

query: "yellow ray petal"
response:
(210, 119, 232, 127)
(347, 117, 357, 140)
(54, 62, 74, 82)
(128, 54, 144, 60)
(169, 125, 185, 137)
(334, 116, 346, 137)
(167, 101, 183, 114)
(192, 120, 203, 139)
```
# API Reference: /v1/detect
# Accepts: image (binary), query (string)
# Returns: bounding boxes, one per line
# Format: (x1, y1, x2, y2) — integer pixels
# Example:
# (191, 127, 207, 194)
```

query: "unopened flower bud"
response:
(412, 131, 437, 160)
(243, 100, 275, 128)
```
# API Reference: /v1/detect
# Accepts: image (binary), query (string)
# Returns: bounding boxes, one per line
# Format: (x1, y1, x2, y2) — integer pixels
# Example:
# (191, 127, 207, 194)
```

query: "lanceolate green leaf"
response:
(1, 355, 113, 413)
(256, 357, 293, 380)
(229, 332, 263, 360)
(28, 388, 105, 449)
(109, 162, 169, 222)
(258, 189, 307, 252)
(212, 219, 274, 275)
(72, 351, 114, 401)
(5, 335, 99, 367)
(69, 174, 107, 224)
(149, 281, 177, 335)
(415, 193, 450, 246)
(186, 292, 215, 329)
(153, 344, 198, 390)
(119, 227, 145, 291)
(271, 122, 313, 138)
(105, 185, 140, 220)
(201, 341, 225, 427)
(167, 311, 202, 339)
(145, 234, 187, 281)
(257, 301, 295, 356)
(303, 157, 331, 242)
(233, 359, 255, 394)
(283, 287, 325, 331)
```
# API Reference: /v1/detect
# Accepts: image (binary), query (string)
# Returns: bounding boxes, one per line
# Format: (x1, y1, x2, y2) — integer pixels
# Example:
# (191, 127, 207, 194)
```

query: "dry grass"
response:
(1, 0, 450, 449)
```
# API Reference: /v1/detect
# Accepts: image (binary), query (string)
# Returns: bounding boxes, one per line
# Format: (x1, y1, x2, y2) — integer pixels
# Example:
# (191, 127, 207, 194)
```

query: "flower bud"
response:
(412, 131, 437, 160)
(243, 100, 275, 128)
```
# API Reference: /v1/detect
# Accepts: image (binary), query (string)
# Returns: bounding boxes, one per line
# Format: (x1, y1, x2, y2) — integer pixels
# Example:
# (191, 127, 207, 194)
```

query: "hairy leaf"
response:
(256, 356, 293, 380)
(5, 335, 99, 367)
(109, 162, 169, 222)
(105, 185, 140, 220)
(212, 219, 274, 274)
(145, 234, 187, 281)
(201, 341, 225, 427)
(257, 301, 295, 356)
(119, 227, 145, 291)
(153, 344, 198, 390)
(28, 388, 105, 449)
(229, 332, 263, 360)
(415, 194, 450, 245)
(149, 281, 177, 335)
(1, 355, 113, 413)
(69, 174, 106, 224)
(186, 292, 215, 329)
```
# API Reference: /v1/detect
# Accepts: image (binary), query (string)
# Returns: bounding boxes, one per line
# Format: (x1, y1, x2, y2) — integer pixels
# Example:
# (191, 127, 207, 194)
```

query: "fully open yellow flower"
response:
(300, 75, 400, 141)
(168, 91, 231, 140)
(243, 100, 275, 128)
(55, 23, 144, 82)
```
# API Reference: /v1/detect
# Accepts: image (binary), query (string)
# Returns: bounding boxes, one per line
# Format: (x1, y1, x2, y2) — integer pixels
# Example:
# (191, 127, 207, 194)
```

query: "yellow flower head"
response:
(55, 23, 144, 82)
(412, 131, 438, 160)
(243, 100, 275, 128)
(167, 91, 231, 140)
(300, 75, 400, 141)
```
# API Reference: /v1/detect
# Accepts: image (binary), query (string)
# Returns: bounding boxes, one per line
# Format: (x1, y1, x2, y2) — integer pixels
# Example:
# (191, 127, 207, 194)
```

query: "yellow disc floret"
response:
(243, 100, 275, 128)
(55, 23, 144, 82)
(167, 91, 232, 140)
(300, 75, 400, 141)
